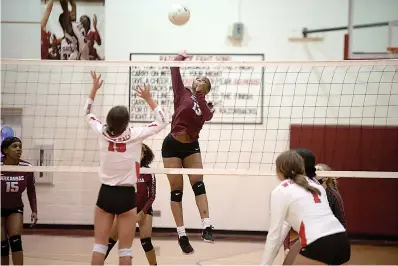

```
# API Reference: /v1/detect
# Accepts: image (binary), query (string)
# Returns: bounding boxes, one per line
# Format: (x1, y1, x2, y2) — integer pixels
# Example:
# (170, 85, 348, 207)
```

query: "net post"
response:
(347, 0, 354, 60)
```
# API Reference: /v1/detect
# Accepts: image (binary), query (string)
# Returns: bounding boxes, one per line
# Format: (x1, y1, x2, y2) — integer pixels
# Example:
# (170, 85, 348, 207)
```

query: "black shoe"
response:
(201, 226, 214, 243)
(178, 236, 194, 255)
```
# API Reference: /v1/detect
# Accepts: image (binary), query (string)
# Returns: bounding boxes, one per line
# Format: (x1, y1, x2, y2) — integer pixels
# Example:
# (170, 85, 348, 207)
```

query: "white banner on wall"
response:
(129, 53, 265, 125)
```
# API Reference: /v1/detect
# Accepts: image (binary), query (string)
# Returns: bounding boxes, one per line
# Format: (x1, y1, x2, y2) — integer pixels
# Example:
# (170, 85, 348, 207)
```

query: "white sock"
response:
(177, 226, 186, 237)
(201, 218, 211, 229)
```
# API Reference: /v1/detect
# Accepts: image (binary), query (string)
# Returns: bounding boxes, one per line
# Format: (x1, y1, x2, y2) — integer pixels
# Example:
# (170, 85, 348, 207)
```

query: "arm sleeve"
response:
(130, 106, 169, 141)
(195, 92, 215, 121)
(261, 189, 289, 266)
(327, 189, 348, 228)
(26, 172, 38, 213)
(84, 98, 103, 134)
(170, 54, 187, 100)
(141, 174, 156, 214)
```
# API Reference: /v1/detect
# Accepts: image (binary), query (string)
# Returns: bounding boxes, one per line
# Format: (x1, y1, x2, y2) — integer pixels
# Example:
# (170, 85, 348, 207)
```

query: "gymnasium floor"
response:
(22, 230, 398, 265)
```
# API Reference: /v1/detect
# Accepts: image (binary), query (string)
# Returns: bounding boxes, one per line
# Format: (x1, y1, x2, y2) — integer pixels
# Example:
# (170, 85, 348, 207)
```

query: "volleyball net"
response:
(1, 58, 398, 179)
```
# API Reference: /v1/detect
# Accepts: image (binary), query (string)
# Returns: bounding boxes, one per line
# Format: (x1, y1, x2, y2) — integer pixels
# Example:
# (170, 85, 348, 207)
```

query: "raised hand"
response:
(135, 83, 152, 101)
(91, 71, 103, 91)
(178, 50, 192, 60)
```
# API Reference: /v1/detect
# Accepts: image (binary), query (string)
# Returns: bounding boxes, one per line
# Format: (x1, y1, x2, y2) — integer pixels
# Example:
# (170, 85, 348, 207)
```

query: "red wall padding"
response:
(290, 125, 398, 236)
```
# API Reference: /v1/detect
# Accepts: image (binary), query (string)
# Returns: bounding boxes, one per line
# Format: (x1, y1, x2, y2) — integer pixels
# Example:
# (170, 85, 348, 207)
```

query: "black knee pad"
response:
(171, 190, 183, 202)
(9, 235, 22, 252)
(192, 181, 206, 196)
(1, 239, 9, 256)
(140, 237, 154, 252)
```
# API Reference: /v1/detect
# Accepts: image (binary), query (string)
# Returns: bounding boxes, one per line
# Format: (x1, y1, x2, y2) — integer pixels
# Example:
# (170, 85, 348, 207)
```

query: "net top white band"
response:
(1, 58, 398, 67)
(1, 165, 397, 179)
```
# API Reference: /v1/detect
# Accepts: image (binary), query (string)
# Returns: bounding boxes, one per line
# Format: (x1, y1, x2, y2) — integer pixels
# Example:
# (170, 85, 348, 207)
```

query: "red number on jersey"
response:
(108, 142, 126, 153)
(312, 192, 321, 203)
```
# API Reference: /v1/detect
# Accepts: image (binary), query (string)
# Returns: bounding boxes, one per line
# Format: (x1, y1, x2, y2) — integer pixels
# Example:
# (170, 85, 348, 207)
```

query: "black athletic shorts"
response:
(161, 133, 200, 160)
(299, 232, 350, 265)
(96, 184, 136, 215)
(1, 207, 23, 217)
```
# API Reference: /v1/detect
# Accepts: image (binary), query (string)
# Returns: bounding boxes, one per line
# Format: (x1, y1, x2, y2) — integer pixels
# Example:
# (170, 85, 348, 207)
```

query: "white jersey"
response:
(84, 98, 168, 186)
(61, 22, 89, 60)
(71, 21, 89, 60)
(261, 177, 346, 265)
(60, 35, 78, 60)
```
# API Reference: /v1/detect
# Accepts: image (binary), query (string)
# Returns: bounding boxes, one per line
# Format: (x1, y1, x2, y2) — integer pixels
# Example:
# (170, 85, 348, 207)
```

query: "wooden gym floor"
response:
(19, 229, 398, 265)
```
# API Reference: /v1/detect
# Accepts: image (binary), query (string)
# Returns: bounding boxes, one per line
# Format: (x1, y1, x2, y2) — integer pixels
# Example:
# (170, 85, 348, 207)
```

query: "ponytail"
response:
(326, 178, 339, 192)
(293, 174, 321, 196)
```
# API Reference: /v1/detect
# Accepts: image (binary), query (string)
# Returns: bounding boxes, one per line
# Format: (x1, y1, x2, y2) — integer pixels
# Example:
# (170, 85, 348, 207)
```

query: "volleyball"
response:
(168, 4, 190, 26)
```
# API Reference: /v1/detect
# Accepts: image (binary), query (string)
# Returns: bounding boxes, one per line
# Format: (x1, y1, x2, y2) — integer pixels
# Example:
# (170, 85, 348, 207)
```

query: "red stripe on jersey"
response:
(147, 123, 157, 128)
(135, 162, 140, 179)
(298, 221, 307, 247)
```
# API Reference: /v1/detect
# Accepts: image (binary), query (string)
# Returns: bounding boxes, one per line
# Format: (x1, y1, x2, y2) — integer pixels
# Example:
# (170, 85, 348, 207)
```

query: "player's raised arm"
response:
(131, 84, 169, 140)
(84, 71, 104, 134)
(170, 51, 191, 98)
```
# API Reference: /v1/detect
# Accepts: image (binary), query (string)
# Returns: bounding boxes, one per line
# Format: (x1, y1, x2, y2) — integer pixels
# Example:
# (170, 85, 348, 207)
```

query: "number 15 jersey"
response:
(84, 98, 168, 186)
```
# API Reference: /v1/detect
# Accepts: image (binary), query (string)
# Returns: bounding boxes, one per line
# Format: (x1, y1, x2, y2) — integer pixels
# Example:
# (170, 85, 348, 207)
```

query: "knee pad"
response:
(192, 181, 206, 196)
(1, 239, 9, 256)
(171, 190, 183, 202)
(119, 248, 133, 257)
(93, 244, 108, 255)
(9, 235, 22, 253)
(140, 237, 154, 252)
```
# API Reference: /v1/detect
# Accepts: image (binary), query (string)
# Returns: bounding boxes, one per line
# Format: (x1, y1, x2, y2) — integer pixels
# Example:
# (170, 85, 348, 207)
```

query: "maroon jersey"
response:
(136, 172, 156, 213)
(86, 30, 101, 60)
(1, 160, 37, 213)
(170, 54, 214, 140)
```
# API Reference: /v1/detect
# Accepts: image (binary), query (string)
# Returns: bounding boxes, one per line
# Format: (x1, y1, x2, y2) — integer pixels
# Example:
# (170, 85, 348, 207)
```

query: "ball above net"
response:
(168, 4, 190, 26)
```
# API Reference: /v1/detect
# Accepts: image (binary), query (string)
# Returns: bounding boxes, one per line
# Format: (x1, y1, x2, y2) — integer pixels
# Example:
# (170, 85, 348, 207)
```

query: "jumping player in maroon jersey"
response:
(1, 137, 38, 265)
(161, 51, 215, 254)
(105, 143, 157, 265)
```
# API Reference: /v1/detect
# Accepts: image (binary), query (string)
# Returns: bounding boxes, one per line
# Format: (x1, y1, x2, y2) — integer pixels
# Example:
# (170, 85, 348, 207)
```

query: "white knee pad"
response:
(119, 248, 133, 257)
(93, 244, 108, 254)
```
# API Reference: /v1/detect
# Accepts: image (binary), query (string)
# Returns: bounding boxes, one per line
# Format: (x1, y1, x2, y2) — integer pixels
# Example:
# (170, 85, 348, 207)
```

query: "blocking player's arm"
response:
(195, 92, 215, 121)
(41, 0, 54, 30)
(69, 0, 77, 21)
(130, 106, 169, 141)
(261, 189, 290, 266)
(84, 72, 104, 134)
(27, 172, 38, 214)
(141, 174, 156, 214)
(170, 54, 188, 99)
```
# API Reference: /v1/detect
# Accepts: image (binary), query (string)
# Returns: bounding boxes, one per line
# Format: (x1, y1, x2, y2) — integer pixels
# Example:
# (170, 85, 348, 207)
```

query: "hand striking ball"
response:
(168, 4, 190, 26)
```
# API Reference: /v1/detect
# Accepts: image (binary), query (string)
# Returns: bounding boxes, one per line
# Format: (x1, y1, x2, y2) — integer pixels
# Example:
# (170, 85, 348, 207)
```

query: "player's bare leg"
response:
(293, 253, 326, 265)
(139, 214, 157, 265)
(6, 213, 23, 265)
(1, 217, 9, 265)
(183, 153, 214, 243)
(163, 157, 194, 254)
(283, 240, 301, 265)
(91, 207, 114, 265)
(105, 217, 118, 259)
(116, 208, 136, 265)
